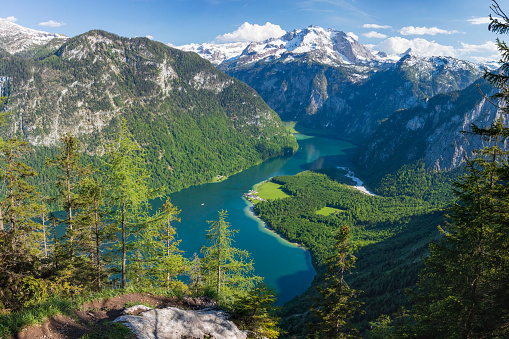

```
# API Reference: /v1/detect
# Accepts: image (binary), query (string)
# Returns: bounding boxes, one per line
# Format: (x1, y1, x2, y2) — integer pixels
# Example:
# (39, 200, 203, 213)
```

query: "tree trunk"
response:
(217, 236, 221, 296)
(0, 206, 4, 232)
(42, 213, 47, 258)
(94, 199, 101, 291)
(121, 200, 126, 289)
(66, 161, 73, 259)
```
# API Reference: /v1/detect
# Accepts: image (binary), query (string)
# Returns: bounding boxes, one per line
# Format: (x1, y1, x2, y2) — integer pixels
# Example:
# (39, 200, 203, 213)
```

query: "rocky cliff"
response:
(356, 79, 503, 176)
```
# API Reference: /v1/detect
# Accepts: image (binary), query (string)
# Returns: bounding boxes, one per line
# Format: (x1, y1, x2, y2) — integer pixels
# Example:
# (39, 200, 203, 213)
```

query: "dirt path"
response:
(16, 293, 216, 339)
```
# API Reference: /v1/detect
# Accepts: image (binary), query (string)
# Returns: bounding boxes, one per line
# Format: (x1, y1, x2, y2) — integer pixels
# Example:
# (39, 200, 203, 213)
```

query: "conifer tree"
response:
(46, 133, 89, 260)
(237, 281, 281, 339)
(201, 210, 259, 304)
(309, 225, 362, 339)
(104, 120, 155, 288)
(157, 198, 186, 288)
(74, 176, 114, 290)
(411, 2, 509, 336)
(0, 138, 44, 308)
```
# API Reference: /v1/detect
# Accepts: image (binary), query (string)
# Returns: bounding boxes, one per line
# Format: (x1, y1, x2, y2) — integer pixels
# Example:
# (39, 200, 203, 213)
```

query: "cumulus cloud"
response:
(346, 32, 358, 40)
(363, 31, 387, 39)
(400, 26, 461, 36)
(369, 36, 500, 62)
(363, 24, 391, 29)
(460, 41, 498, 54)
(468, 17, 491, 25)
(39, 20, 66, 28)
(146, 35, 154, 40)
(373, 37, 456, 57)
(215, 22, 286, 43)
(2, 16, 18, 23)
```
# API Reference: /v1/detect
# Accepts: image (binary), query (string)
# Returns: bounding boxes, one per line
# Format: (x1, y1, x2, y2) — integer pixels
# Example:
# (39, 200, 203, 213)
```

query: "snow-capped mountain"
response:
(0, 18, 68, 55)
(178, 25, 377, 67)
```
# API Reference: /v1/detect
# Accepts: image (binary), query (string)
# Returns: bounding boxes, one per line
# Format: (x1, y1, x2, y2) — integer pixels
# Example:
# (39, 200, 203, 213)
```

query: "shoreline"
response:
(243, 196, 309, 252)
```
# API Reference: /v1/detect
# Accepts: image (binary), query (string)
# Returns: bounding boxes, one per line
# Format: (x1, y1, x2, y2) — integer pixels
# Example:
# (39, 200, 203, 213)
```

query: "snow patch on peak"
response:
(0, 18, 68, 54)
(177, 25, 377, 67)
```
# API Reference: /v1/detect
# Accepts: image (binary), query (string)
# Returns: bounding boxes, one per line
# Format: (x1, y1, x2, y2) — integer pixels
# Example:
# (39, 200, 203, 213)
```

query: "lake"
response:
(151, 134, 356, 305)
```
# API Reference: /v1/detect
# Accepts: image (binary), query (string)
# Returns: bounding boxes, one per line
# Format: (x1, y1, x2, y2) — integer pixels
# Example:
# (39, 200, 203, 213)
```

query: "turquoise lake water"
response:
(151, 134, 356, 304)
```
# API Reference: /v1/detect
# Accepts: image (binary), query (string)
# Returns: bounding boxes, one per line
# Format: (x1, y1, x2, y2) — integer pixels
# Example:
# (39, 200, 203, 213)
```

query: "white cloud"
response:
(363, 31, 387, 39)
(400, 26, 461, 36)
(39, 20, 66, 28)
(215, 22, 286, 43)
(460, 41, 498, 54)
(374, 37, 456, 57)
(146, 35, 154, 40)
(468, 17, 491, 25)
(2, 16, 18, 23)
(468, 55, 500, 64)
(363, 24, 391, 29)
(346, 32, 358, 40)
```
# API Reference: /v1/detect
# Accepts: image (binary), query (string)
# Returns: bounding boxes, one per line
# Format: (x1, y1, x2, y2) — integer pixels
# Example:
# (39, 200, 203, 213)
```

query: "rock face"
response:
(178, 26, 486, 146)
(114, 306, 247, 339)
(356, 78, 504, 175)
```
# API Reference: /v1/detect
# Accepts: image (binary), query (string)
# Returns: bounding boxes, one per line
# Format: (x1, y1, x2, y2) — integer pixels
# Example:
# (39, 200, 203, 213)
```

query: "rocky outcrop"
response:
(114, 305, 247, 339)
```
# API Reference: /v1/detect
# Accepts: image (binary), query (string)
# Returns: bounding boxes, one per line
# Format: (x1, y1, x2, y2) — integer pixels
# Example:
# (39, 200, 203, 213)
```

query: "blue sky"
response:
(2, 0, 503, 62)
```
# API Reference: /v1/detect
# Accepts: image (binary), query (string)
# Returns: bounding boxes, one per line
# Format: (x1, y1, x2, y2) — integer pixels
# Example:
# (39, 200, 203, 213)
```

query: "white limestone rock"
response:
(114, 306, 247, 339)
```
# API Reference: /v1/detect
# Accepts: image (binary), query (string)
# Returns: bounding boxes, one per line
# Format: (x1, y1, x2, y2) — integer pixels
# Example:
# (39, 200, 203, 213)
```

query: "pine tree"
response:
(104, 120, 157, 288)
(309, 225, 362, 339)
(201, 210, 259, 305)
(157, 198, 186, 289)
(411, 2, 509, 336)
(0, 138, 44, 309)
(237, 281, 281, 339)
(74, 175, 114, 290)
(46, 133, 89, 260)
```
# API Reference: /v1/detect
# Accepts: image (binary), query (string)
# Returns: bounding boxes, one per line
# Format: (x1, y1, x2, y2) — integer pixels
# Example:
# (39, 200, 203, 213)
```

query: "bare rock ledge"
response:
(114, 305, 247, 339)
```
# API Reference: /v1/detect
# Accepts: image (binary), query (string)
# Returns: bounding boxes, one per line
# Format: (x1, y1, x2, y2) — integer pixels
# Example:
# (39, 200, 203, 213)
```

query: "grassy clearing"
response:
(256, 182, 291, 201)
(316, 206, 344, 216)
(282, 121, 299, 134)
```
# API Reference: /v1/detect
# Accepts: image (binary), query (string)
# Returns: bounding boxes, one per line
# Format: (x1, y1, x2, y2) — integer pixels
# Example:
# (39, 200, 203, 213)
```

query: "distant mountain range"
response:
(177, 25, 500, 174)
(0, 20, 502, 178)
(178, 26, 386, 67)
(0, 18, 68, 56)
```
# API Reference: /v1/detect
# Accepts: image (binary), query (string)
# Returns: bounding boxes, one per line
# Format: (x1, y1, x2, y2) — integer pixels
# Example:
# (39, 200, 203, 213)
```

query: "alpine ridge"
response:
(0, 18, 68, 56)
(0, 29, 297, 193)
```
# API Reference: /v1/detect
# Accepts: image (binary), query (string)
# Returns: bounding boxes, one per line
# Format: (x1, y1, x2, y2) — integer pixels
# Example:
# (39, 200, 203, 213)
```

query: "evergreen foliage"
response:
(309, 226, 362, 338)
(410, 3, 509, 336)
(201, 210, 260, 306)
(103, 120, 157, 288)
(236, 282, 281, 339)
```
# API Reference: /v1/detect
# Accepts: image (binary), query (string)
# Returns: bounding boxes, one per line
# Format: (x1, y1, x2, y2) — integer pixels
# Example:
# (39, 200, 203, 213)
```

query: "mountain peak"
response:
(0, 18, 68, 54)
(178, 25, 376, 67)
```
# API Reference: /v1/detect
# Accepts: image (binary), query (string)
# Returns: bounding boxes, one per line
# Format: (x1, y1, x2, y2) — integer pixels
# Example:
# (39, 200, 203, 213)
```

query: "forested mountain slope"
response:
(0, 29, 297, 192)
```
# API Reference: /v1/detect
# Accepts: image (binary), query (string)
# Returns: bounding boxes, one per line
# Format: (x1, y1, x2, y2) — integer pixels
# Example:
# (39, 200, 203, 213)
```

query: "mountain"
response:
(179, 25, 379, 67)
(356, 78, 501, 176)
(178, 26, 486, 144)
(0, 19, 68, 57)
(0, 29, 297, 193)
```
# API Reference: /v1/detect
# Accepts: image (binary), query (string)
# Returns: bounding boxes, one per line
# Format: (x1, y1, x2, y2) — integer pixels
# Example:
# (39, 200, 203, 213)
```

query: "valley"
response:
(0, 5, 508, 338)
